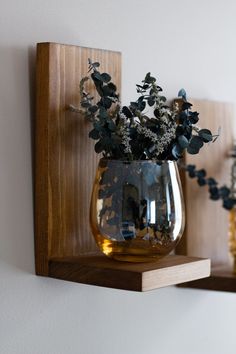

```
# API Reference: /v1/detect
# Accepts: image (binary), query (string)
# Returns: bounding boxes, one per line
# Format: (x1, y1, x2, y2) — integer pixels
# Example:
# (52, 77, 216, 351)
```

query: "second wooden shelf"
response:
(178, 264, 236, 292)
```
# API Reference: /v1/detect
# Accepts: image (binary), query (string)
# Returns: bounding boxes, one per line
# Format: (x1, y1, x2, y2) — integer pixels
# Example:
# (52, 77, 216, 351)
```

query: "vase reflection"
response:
(90, 159, 185, 262)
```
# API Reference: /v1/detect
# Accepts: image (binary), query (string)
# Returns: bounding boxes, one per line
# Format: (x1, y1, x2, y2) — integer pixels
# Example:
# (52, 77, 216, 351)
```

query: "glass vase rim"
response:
(98, 158, 176, 164)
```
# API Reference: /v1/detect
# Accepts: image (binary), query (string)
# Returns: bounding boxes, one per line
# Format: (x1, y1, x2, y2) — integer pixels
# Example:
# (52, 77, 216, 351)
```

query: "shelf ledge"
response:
(47, 255, 211, 292)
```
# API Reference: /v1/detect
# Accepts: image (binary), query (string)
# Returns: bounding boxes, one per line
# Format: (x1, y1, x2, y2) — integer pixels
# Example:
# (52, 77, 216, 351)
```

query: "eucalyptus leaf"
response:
(130, 102, 139, 110)
(138, 100, 146, 111)
(122, 106, 133, 118)
(89, 129, 100, 140)
(101, 73, 111, 83)
(187, 136, 204, 154)
(143, 72, 156, 84)
(189, 111, 199, 124)
(198, 129, 213, 142)
(101, 97, 112, 109)
(147, 97, 155, 106)
(108, 82, 117, 92)
(182, 101, 192, 110)
(219, 186, 230, 198)
(178, 88, 187, 100)
(209, 186, 220, 200)
(223, 198, 235, 210)
(196, 169, 206, 178)
(197, 177, 206, 186)
(92, 71, 103, 81)
(178, 135, 189, 148)
(102, 85, 114, 97)
(207, 177, 217, 186)
(99, 107, 108, 119)
(108, 120, 116, 131)
(88, 105, 98, 113)
(81, 101, 91, 108)
(154, 108, 160, 118)
(95, 140, 104, 153)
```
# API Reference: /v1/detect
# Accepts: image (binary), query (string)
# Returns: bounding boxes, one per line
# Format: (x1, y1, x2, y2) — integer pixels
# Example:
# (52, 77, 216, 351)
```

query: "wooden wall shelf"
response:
(176, 99, 236, 293)
(35, 42, 210, 291)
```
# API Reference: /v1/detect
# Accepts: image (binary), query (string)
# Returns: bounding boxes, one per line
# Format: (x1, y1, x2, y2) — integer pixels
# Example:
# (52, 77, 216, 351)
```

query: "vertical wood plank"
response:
(35, 43, 121, 275)
(35, 43, 50, 274)
(182, 99, 235, 265)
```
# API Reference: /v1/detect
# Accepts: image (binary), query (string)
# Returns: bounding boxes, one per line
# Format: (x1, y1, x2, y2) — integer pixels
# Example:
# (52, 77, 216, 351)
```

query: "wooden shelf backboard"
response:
(177, 99, 236, 292)
(35, 42, 122, 275)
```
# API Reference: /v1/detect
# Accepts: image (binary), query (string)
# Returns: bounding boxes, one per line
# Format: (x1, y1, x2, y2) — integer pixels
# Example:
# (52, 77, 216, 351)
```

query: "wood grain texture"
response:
(177, 99, 235, 266)
(35, 43, 50, 275)
(49, 255, 210, 292)
(35, 43, 121, 275)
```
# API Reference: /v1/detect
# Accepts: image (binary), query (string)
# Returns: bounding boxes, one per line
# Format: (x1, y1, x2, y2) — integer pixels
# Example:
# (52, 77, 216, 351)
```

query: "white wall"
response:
(1, 1, 236, 353)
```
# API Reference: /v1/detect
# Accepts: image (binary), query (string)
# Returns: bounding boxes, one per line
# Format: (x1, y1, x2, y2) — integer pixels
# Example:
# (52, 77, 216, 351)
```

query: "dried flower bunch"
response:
(70, 59, 215, 161)
(70, 60, 236, 210)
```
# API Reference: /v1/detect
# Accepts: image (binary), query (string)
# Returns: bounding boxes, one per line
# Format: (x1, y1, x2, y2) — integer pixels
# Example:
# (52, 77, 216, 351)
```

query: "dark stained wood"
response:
(35, 43, 50, 275)
(49, 255, 210, 292)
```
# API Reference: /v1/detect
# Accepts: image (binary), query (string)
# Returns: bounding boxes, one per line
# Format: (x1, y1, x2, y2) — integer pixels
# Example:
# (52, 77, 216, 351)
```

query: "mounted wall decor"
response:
(35, 42, 210, 291)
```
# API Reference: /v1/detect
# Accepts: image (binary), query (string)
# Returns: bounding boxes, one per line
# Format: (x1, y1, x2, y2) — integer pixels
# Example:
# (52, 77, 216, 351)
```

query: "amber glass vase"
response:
(90, 159, 185, 262)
